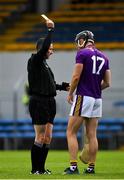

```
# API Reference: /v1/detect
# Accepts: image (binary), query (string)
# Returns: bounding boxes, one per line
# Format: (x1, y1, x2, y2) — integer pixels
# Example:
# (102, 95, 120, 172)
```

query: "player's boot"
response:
(63, 167, 79, 175)
(79, 144, 89, 164)
(83, 167, 95, 174)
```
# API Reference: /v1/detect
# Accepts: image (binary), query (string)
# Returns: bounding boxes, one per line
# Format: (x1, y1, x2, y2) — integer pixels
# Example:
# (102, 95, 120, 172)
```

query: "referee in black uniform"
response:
(27, 18, 69, 174)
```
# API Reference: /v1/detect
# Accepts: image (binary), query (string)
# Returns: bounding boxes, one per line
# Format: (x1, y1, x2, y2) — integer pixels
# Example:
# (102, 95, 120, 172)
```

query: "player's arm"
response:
(101, 69, 111, 90)
(67, 63, 83, 104)
(38, 19, 54, 56)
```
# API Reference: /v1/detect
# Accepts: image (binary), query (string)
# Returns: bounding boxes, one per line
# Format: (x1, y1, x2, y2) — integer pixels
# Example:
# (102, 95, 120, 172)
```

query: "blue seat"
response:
(113, 101, 124, 107)
(0, 118, 123, 145)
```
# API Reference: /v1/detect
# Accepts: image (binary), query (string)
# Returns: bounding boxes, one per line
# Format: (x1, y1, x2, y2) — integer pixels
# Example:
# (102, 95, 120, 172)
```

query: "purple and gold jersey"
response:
(76, 47, 109, 98)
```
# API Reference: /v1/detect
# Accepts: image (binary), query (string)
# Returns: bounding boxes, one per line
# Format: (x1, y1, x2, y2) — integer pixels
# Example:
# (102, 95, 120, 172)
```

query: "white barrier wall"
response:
(0, 50, 124, 119)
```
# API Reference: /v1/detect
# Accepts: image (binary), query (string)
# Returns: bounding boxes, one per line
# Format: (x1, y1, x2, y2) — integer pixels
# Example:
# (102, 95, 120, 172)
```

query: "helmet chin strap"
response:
(77, 39, 94, 48)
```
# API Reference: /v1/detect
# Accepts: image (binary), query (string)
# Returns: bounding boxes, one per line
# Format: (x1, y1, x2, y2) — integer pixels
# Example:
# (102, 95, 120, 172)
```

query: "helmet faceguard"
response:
(75, 30, 94, 48)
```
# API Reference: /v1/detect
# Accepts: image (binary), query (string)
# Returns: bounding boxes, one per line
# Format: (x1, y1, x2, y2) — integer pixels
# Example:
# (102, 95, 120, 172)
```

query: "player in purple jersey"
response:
(63, 30, 111, 174)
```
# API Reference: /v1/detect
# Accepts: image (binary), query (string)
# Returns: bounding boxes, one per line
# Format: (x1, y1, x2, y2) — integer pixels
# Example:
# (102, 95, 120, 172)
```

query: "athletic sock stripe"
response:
(88, 162, 95, 165)
(70, 160, 78, 163)
(89, 165, 94, 168)
(70, 161, 77, 166)
(88, 162, 95, 168)
(70, 163, 77, 166)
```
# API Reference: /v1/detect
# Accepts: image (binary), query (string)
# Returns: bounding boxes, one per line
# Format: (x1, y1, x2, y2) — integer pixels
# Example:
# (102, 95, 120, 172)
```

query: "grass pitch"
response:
(0, 150, 124, 179)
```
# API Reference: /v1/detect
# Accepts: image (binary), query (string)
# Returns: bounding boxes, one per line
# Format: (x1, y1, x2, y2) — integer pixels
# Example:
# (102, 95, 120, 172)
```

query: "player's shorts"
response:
(70, 95, 102, 118)
(29, 95, 56, 125)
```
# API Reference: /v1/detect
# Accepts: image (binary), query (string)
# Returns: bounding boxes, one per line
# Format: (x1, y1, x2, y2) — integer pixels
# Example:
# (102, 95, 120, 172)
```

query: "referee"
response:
(27, 18, 69, 174)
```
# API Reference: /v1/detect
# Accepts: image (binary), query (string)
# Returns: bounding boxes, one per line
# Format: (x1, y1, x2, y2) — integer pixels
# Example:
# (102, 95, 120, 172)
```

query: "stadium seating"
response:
(0, 1, 124, 51)
(97, 118, 124, 149)
(0, 118, 124, 150)
(113, 101, 124, 107)
(0, 0, 30, 42)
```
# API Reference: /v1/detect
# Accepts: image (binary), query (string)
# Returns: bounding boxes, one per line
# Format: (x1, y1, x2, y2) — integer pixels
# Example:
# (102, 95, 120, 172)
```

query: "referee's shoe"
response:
(30, 169, 51, 175)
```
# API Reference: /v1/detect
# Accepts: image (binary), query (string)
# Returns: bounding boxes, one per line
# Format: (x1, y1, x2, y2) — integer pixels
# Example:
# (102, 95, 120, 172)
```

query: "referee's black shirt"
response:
(27, 28, 56, 97)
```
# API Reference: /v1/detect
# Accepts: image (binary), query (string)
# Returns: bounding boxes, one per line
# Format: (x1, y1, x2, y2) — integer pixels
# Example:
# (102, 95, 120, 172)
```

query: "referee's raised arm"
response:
(37, 19, 54, 56)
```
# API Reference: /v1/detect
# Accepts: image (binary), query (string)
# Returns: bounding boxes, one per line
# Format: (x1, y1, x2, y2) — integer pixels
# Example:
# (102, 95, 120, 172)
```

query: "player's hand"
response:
(46, 19, 54, 28)
(67, 94, 73, 104)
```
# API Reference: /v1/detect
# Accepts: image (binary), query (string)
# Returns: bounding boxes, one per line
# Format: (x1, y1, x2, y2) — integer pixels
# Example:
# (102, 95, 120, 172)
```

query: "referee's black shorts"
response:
(29, 95, 56, 125)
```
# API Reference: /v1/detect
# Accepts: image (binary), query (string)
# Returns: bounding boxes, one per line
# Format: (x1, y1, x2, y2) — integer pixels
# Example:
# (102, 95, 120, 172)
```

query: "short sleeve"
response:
(106, 59, 110, 70)
(76, 50, 85, 64)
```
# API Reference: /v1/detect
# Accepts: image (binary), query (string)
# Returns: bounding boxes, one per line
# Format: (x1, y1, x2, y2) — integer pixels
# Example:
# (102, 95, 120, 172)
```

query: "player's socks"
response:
(31, 142, 43, 172)
(40, 144, 50, 171)
(70, 160, 78, 171)
(88, 162, 95, 169)
(84, 162, 95, 174)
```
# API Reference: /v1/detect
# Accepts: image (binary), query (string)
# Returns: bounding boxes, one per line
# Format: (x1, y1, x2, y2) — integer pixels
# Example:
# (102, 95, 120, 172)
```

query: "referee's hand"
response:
(46, 19, 54, 29)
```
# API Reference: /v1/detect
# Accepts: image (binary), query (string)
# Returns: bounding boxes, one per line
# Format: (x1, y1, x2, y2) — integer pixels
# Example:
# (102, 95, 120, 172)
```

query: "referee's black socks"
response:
(41, 143, 50, 170)
(31, 142, 50, 173)
(31, 142, 43, 172)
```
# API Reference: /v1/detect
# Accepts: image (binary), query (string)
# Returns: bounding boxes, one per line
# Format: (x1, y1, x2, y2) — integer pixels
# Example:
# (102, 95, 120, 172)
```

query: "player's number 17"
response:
(92, 55, 105, 75)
